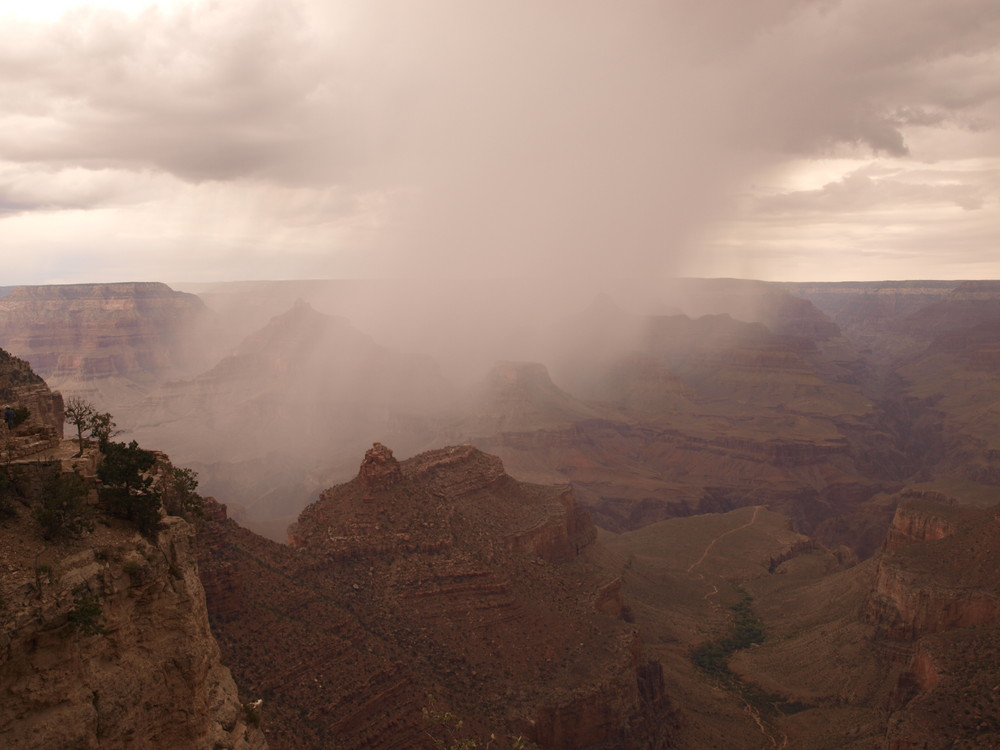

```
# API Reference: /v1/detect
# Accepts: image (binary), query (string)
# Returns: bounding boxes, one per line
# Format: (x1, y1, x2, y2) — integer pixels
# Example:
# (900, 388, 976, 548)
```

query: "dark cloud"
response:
(0, 2, 368, 184)
(0, 0, 998, 284)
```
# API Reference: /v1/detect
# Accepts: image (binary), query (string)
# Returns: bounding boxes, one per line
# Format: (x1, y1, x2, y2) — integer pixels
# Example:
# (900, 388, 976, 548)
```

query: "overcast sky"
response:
(1, 0, 998, 286)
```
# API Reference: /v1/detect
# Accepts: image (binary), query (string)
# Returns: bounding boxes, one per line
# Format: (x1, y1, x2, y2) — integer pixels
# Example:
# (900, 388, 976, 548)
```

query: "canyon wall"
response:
(0, 507, 267, 750)
(0, 282, 210, 384)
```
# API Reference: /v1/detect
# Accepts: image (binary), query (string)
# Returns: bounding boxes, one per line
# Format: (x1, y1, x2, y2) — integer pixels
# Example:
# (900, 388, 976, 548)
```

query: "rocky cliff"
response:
(866, 501, 1000, 641)
(857, 499, 1000, 747)
(0, 498, 267, 750)
(0, 282, 210, 385)
(0, 347, 65, 457)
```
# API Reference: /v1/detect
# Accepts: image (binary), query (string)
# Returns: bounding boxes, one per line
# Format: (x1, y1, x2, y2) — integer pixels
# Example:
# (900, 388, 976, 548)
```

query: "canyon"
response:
(0, 276, 998, 747)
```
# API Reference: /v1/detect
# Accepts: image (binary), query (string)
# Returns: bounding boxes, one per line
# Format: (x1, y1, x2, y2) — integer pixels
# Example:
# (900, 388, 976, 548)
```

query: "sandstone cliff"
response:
(0, 282, 210, 385)
(0, 501, 267, 750)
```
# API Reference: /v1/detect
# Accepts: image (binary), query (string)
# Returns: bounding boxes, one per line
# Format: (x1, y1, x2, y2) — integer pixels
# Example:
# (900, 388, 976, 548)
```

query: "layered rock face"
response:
(0, 505, 266, 750)
(866, 501, 1000, 641)
(0, 347, 65, 456)
(856, 500, 1000, 747)
(0, 282, 209, 384)
(205, 443, 673, 749)
(465, 312, 882, 549)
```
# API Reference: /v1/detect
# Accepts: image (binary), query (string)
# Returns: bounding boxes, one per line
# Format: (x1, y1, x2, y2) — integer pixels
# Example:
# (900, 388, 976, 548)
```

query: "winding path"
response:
(686, 505, 762, 574)
(684, 504, 788, 749)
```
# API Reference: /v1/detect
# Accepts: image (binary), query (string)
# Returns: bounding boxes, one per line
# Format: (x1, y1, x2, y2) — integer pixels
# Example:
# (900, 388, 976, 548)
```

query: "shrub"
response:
(34, 563, 53, 590)
(243, 701, 262, 728)
(0, 470, 15, 520)
(123, 560, 146, 584)
(99, 441, 162, 536)
(161, 465, 204, 521)
(691, 586, 764, 678)
(33, 471, 94, 541)
(67, 590, 106, 636)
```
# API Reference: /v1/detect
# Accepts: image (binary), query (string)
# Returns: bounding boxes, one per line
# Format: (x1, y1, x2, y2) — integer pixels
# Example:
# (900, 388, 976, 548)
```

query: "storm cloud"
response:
(1, 0, 999, 283)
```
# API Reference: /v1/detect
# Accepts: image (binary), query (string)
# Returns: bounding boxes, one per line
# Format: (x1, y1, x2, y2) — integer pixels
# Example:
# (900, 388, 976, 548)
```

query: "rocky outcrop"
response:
(458, 361, 608, 436)
(358, 442, 403, 492)
(0, 347, 65, 458)
(866, 502, 1000, 641)
(883, 627, 1000, 749)
(211, 444, 675, 749)
(0, 503, 266, 750)
(881, 494, 980, 551)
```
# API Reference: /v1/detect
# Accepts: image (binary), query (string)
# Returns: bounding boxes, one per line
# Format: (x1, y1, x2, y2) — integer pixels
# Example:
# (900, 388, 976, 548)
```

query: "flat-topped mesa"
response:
(359, 442, 403, 493)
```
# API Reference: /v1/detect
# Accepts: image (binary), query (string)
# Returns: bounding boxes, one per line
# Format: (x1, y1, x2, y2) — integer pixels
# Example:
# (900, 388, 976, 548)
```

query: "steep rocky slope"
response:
(0, 511, 267, 750)
(200, 443, 675, 749)
(0, 347, 65, 458)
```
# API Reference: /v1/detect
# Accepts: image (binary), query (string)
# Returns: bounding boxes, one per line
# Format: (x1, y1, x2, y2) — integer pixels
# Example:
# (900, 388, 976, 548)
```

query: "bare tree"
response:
(64, 396, 96, 457)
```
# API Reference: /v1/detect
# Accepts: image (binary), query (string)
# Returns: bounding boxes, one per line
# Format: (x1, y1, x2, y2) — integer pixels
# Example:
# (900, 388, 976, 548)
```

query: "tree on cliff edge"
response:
(64, 397, 95, 457)
(64, 398, 119, 456)
(98, 440, 162, 536)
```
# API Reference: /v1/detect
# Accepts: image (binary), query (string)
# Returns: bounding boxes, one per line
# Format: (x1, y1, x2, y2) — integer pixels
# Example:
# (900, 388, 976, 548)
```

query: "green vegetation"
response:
(691, 586, 765, 677)
(161, 465, 204, 521)
(123, 559, 147, 584)
(67, 589, 107, 636)
(34, 563, 53, 590)
(99, 440, 162, 536)
(32, 471, 94, 541)
(8, 406, 29, 429)
(0, 469, 16, 519)
(87, 411, 119, 450)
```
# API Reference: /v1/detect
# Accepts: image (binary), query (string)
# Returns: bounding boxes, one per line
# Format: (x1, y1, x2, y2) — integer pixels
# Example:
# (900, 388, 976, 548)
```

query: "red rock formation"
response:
(866, 501, 1000, 641)
(208, 444, 674, 749)
(881, 494, 980, 551)
(358, 442, 403, 492)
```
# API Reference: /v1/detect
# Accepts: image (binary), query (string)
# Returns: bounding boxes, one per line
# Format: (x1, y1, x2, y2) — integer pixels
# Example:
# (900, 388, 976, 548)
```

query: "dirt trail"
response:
(684, 505, 787, 749)
(686, 505, 762, 574)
